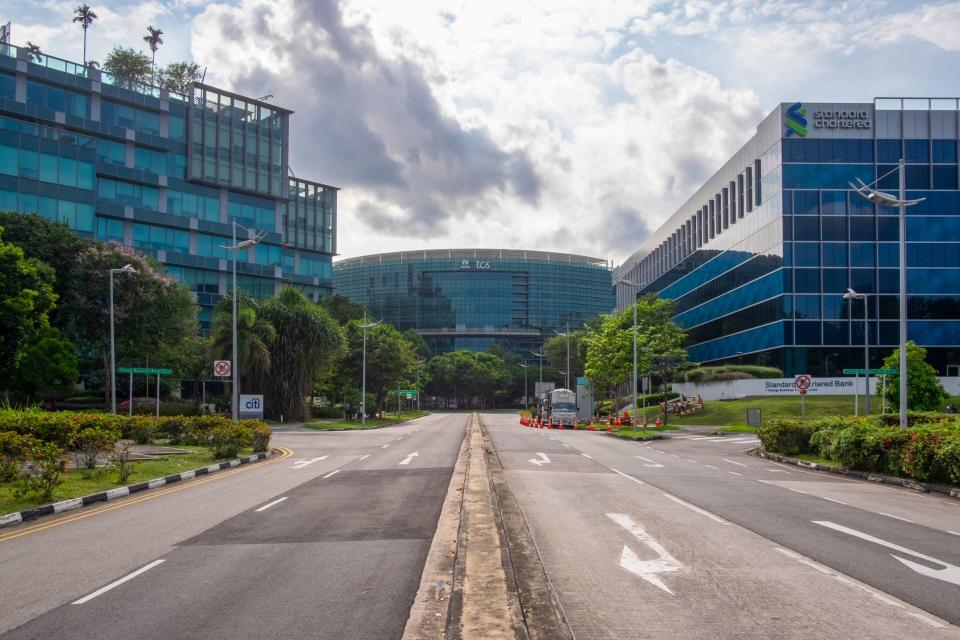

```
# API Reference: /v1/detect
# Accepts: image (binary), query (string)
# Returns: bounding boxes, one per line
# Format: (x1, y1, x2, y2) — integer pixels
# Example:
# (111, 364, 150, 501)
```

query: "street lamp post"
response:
(108, 264, 136, 414)
(843, 288, 870, 415)
(824, 352, 839, 377)
(360, 318, 382, 425)
(850, 162, 924, 428)
(415, 358, 425, 413)
(519, 363, 529, 410)
(554, 325, 571, 390)
(223, 222, 267, 422)
(614, 276, 647, 428)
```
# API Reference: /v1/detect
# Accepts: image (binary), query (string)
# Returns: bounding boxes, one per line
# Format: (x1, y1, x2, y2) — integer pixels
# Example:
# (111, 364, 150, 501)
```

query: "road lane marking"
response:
(787, 488, 808, 494)
(722, 458, 747, 467)
(634, 455, 664, 468)
(813, 520, 960, 588)
(73, 559, 165, 604)
(359, 454, 370, 460)
(561, 443, 571, 448)
(400, 451, 419, 465)
(704, 464, 718, 470)
(948, 531, 960, 536)
(764, 468, 792, 473)
(255, 497, 288, 512)
(774, 547, 946, 629)
(728, 471, 743, 476)
(529, 452, 551, 467)
(292, 455, 328, 468)
(878, 512, 914, 523)
(322, 470, 341, 479)
(661, 494, 729, 525)
(669, 454, 679, 458)
(822, 497, 847, 505)
(0, 447, 294, 544)
(685, 459, 698, 463)
(609, 468, 645, 485)
(382, 444, 390, 448)
(581, 453, 593, 459)
(607, 513, 683, 595)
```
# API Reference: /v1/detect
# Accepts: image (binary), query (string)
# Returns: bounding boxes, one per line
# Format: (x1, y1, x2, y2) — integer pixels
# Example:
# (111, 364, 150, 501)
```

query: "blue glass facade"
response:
(0, 42, 336, 330)
(333, 250, 613, 358)
(615, 98, 960, 376)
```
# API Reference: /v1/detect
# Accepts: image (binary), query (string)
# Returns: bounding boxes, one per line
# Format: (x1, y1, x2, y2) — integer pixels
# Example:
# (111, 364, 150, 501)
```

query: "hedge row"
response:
(683, 365, 784, 382)
(758, 414, 960, 485)
(0, 410, 271, 455)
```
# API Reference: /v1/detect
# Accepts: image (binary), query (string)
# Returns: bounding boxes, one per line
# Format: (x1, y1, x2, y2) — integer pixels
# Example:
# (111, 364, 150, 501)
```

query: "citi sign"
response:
(244, 397, 262, 410)
(460, 259, 492, 270)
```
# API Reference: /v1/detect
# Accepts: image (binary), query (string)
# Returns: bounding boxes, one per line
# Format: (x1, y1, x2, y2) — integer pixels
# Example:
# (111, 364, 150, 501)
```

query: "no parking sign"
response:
(214, 360, 232, 377)
(794, 374, 811, 396)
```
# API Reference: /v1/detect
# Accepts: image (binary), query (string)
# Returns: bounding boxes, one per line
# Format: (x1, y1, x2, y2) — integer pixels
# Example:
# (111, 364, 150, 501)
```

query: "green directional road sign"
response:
(117, 367, 173, 375)
(842, 368, 898, 375)
(400, 389, 418, 398)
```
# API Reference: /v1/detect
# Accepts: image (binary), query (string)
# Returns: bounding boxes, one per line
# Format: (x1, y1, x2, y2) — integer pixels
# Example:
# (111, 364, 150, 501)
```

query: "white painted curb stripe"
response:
(255, 497, 288, 512)
(147, 479, 166, 489)
(206, 465, 220, 473)
(106, 487, 129, 500)
(53, 498, 83, 514)
(228, 460, 239, 467)
(72, 559, 165, 604)
(180, 470, 195, 480)
(0, 512, 23, 526)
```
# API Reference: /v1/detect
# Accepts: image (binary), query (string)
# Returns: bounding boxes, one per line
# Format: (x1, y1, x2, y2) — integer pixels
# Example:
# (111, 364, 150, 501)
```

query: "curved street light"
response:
(359, 318, 382, 425)
(849, 161, 924, 429)
(554, 325, 572, 390)
(108, 264, 136, 414)
(843, 288, 870, 416)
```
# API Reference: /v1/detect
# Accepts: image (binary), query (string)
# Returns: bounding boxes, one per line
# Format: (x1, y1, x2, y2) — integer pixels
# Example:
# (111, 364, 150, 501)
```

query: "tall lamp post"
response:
(108, 264, 136, 414)
(850, 162, 924, 428)
(519, 363, 529, 410)
(614, 276, 647, 427)
(554, 324, 572, 390)
(844, 288, 871, 415)
(360, 318, 382, 425)
(223, 222, 267, 422)
(415, 358, 425, 413)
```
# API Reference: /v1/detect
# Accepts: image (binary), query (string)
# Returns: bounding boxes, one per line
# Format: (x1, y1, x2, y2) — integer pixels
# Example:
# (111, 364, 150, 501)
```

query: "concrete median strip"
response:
(0, 450, 279, 529)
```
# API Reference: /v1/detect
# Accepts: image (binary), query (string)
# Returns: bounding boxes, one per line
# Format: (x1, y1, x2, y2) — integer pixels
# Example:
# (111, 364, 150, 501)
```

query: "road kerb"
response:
(401, 413, 470, 640)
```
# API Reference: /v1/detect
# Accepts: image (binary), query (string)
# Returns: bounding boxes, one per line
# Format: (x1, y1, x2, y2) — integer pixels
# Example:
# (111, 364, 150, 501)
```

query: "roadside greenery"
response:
(683, 365, 783, 382)
(304, 411, 428, 431)
(758, 414, 960, 485)
(877, 341, 948, 412)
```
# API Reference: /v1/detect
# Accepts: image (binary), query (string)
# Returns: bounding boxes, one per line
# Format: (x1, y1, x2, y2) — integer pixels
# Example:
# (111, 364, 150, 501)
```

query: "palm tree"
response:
(25, 41, 42, 63)
(143, 26, 164, 83)
(210, 304, 275, 394)
(72, 4, 98, 66)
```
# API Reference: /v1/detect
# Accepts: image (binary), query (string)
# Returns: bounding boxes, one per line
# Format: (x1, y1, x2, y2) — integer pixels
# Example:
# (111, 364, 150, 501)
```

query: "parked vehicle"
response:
(538, 388, 577, 428)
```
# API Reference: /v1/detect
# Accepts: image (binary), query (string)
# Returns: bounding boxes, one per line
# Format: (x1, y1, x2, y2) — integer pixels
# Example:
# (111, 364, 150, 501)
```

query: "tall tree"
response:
(0, 226, 57, 389)
(102, 46, 151, 87)
(320, 294, 367, 325)
(61, 243, 197, 404)
(159, 61, 202, 95)
(10, 325, 78, 401)
(258, 288, 343, 421)
(72, 4, 98, 66)
(25, 42, 42, 63)
(583, 314, 631, 416)
(402, 328, 432, 360)
(143, 26, 164, 82)
(878, 341, 948, 413)
(339, 321, 414, 416)
(210, 302, 275, 394)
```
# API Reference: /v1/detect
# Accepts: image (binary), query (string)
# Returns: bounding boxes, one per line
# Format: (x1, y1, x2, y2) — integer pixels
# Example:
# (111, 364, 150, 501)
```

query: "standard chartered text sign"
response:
(766, 378, 854, 394)
(813, 109, 871, 130)
(239, 394, 264, 419)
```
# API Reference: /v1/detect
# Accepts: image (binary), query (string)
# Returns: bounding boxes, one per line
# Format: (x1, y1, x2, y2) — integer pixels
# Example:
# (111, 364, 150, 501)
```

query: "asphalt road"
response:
(0, 413, 467, 640)
(481, 414, 960, 639)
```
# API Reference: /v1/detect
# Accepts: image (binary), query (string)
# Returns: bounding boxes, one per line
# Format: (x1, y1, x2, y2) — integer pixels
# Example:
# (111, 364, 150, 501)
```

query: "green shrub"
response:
(15, 441, 67, 503)
(73, 426, 120, 471)
(179, 415, 233, 446)
(934, 438, 960, 485)
(0, 431, 31, 482)
(247, 421, 272, 453)
(207, 423, 252, 459)
(757, 418, 816, 456)
(684, 365, 783, 382)
(311, 405, 343, 419)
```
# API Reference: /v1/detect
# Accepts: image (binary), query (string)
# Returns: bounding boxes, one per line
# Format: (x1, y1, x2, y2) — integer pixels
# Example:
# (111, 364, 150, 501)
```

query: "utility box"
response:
(576, 377, 594, 421)
(747, 408, 762, 428)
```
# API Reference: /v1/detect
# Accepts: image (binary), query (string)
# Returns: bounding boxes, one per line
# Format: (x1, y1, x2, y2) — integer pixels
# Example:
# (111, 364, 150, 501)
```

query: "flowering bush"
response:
(15, 441, 67, 502)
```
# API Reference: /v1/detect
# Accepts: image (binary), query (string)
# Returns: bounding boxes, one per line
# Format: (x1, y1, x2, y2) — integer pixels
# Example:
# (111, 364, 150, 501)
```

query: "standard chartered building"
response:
(614, 98, 960, 377)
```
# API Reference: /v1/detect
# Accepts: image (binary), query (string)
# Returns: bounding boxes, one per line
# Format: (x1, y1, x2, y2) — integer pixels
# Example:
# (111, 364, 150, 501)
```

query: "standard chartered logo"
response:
(785, 102, 808, 137)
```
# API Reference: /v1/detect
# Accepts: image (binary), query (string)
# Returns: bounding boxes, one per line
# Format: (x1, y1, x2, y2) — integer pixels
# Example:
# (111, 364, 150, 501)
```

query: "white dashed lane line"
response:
(255, 497, 288, 512)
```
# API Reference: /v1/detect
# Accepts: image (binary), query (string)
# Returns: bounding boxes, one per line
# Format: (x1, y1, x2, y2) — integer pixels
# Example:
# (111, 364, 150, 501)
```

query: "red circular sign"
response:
(214, 360, 231, 377)
(794, 375, 812, 390)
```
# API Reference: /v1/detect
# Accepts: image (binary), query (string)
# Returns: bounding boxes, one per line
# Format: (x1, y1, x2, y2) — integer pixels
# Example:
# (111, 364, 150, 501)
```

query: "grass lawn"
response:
(658, 395, 869, 428)
(304, 411, 428, 431)
(610, 429, 663, 439)
(793, 453, 843, 468)
(714, 425, 758, 433)
(0, 445, 253, 516)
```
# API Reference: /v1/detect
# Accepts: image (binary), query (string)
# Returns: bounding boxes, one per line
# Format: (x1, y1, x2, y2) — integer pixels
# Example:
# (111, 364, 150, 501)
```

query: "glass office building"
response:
(0, 42, 336, 329)
(614, 98, 960, 376)
(334, 249, 613, 357)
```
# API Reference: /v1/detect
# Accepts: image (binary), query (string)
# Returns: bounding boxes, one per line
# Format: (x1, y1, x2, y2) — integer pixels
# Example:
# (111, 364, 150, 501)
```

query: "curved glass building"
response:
(334, 249, 613, 356)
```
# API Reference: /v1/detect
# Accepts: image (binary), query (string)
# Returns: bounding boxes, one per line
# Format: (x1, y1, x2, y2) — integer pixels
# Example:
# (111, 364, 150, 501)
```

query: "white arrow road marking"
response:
(400, 451, 419, 465)
(814, 520, 960, 588)
(292, 456, 328, 468)
(528, 452, 551, 466)
(607, 513, 683, 595)
(634, 455, 664, 468)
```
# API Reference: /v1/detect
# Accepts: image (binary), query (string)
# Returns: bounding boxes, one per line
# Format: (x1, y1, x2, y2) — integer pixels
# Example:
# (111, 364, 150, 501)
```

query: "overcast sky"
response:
(8, 0, 960, 264)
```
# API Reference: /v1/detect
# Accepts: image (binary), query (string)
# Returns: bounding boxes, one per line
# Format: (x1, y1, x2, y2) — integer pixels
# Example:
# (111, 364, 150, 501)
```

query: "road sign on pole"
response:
(117, 367, 173, 375)
(794, 374, 812, 391)
(842, 368, 897, 375)
(213, 360, 232, 377)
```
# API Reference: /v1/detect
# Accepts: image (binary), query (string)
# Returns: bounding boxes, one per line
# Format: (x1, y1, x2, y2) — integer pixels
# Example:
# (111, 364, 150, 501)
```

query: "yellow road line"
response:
(0, 447, 294, 543)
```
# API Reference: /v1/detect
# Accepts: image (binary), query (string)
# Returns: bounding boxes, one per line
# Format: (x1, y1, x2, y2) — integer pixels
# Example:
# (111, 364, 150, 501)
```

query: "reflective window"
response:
(197, 233, 230, 260)
(25, 81, 90, 117)
(168, 187, 220, 221)
(904, 139, 929, 163)
(0, 144, 94, 189)
(132, 223, 188, 252)
(932, 140, 958, 163)
(0, 72, 15, 100)
(96, 216, 124, 242)
(98, 139, 126, 166)
(101, 100, 161, 136)
(98, 178, 159, 210)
